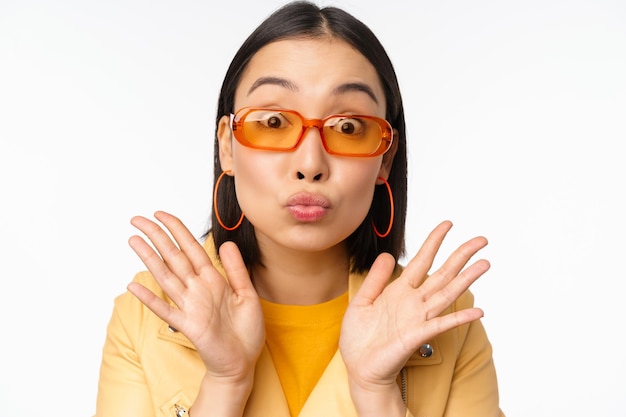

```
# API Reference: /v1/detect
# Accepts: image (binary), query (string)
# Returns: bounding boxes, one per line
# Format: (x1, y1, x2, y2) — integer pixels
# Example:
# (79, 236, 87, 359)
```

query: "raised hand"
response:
(126, 211, 264, 383)
(339, 221, 490, 415)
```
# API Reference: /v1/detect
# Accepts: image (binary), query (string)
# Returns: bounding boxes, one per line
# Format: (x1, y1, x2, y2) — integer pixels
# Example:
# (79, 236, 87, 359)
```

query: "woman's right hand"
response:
(126, 210, 264, 386)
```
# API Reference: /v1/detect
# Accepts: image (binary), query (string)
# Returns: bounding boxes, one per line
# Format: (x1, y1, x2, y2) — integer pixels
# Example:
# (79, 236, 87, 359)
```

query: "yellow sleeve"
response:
(94, 276, 155, 417)
(443, 292, 505, 417)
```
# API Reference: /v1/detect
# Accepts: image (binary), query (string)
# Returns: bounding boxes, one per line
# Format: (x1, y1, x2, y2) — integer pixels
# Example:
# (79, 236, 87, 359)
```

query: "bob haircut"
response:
(208, 0, 407, 273)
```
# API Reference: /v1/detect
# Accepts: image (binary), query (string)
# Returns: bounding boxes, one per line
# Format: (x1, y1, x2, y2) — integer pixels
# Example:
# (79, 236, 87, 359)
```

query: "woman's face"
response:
(218, 37, 395, 254)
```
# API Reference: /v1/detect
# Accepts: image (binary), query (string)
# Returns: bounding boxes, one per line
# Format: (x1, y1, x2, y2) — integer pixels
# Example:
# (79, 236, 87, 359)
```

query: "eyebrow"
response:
(247, 77, 379, 104)
(332, 82, 379, 104)
(248, 77, 299, 95)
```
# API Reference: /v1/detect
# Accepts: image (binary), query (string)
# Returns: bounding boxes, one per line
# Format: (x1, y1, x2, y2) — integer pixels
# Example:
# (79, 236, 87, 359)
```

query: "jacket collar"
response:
(245, 347, 357, 417)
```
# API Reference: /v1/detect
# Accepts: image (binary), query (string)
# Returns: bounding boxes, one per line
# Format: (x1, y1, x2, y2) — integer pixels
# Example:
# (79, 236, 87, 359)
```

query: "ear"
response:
(217, 114, 234, 172)
(377, 128, 399, 183)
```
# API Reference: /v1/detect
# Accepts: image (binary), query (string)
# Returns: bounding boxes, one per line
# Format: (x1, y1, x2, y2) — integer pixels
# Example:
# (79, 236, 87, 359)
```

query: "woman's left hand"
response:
(339, 221, 490, 415)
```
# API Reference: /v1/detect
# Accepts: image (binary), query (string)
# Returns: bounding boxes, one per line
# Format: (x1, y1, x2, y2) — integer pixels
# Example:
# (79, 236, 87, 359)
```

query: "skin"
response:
(127, 38, 490, 417)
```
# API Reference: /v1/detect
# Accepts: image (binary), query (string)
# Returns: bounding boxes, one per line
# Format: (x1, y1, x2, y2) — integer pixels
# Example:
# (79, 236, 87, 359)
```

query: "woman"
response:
(94, 2, 504, 416)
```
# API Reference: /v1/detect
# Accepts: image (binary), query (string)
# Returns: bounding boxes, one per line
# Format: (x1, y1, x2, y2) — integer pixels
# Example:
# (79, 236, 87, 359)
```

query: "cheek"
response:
(336, 162, 381, 217)
(230, 147, 279, 218)
(233, 170, 263, 210)
(348, 179, 376, 215)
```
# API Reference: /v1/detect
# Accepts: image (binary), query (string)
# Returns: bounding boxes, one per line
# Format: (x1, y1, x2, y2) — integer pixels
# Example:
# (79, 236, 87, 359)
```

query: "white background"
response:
(1, 0, 624, 415)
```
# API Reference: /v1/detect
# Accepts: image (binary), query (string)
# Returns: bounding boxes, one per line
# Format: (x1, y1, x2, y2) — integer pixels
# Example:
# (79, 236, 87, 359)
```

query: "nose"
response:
(292, 126, 329, 182)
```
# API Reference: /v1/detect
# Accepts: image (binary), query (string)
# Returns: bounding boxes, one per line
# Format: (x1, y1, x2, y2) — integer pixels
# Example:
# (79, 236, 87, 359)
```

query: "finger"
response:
(438, 236, 488, 281)
(420, 235, 488, 298)
(402, 220, 453, 287)
(127, 281, 181, 327)
(408, 307, 485, 347)
(219, 242, 257, 298)
(131, 214, 196, 281)
(425, 259, 490, 320)
(352, 253, 396, 306)
(128, 234, 186, 298)
(154, 211, 215, 276)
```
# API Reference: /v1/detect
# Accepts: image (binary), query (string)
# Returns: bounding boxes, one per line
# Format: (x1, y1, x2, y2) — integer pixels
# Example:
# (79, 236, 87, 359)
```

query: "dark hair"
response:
(208, 0, 407, 272)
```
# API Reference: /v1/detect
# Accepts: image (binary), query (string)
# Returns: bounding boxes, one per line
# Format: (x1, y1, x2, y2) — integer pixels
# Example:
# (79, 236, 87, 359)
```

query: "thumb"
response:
(352, 253, 396, 306)
(219, 241, 256, 297)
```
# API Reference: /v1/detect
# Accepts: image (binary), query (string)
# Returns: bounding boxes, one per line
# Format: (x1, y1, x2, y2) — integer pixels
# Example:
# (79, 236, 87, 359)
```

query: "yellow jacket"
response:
(95, 238, 504, 417)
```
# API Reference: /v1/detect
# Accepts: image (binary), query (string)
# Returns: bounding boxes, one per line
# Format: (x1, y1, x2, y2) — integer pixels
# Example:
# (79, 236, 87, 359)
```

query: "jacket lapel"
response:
(244, 347, 291, 417)
(299, 350, 357, 417)
(243, 344, 358, 417)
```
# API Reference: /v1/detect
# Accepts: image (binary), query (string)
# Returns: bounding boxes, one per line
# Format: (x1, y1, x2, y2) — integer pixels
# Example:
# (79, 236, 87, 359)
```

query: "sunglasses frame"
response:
(230, 107, 393, 157)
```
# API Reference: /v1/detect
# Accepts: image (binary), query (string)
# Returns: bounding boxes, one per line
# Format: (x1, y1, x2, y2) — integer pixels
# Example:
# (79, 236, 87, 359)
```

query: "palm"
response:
(341, 275, 431, 382)
(127, 211, 264, 380)
(340, 221, 489, 387)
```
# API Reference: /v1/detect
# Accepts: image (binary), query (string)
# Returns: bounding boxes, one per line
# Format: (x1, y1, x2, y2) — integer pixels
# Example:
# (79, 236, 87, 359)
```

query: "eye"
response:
(257, 112, 291, 129)
(266, 115, 282, 128)
(332, 117, 365, 136)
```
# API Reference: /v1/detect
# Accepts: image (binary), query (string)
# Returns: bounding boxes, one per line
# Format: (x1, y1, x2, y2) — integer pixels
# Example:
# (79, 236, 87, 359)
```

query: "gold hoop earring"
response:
(213, 170, 245, 231)
(373, 176, 394, 238)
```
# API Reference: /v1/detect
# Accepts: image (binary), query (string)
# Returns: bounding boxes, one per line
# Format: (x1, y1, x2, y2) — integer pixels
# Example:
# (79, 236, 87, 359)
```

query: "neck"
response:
(251, 240, 350, 306)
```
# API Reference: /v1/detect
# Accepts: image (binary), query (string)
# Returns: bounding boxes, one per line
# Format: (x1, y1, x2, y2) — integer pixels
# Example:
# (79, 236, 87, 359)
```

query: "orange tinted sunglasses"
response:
(230, 107, 393, 157)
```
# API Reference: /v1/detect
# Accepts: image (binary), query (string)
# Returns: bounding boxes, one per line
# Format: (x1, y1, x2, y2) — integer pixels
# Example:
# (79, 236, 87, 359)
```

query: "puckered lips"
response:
(285, 192, 331, 222)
